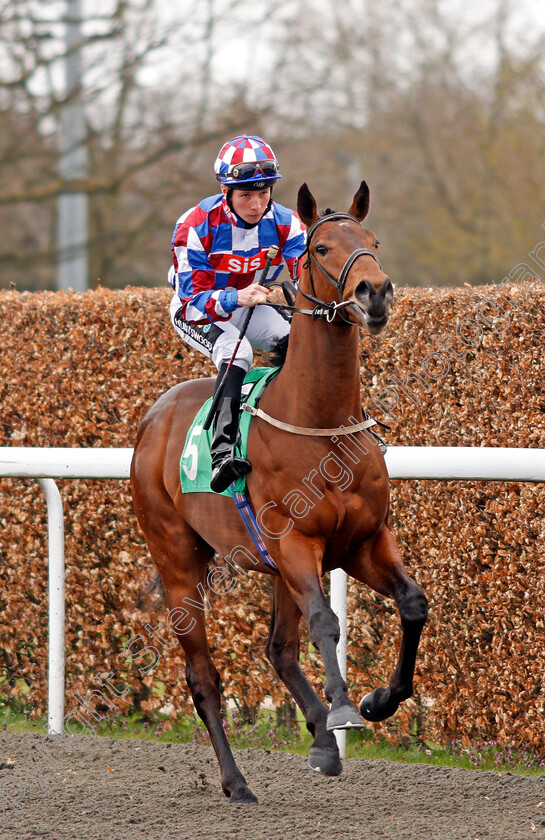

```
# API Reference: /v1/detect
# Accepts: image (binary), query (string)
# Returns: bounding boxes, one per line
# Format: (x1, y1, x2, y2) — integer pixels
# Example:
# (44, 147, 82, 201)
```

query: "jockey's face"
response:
(222, 185, 271, 224)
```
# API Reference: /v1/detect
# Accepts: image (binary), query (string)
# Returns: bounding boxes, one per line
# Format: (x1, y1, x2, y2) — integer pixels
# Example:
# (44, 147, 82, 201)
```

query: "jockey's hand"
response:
(237, 284, 271, 308)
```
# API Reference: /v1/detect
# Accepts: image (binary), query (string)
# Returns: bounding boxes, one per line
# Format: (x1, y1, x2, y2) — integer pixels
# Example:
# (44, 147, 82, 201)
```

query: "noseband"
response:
(298, 213, 383, 324)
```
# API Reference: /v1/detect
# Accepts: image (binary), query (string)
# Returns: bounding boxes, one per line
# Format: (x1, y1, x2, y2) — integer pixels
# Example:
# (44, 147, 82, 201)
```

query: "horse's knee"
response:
(397, 583, 428, 627)
(266, 635, 297, 675)
(308, 605, 340, 647)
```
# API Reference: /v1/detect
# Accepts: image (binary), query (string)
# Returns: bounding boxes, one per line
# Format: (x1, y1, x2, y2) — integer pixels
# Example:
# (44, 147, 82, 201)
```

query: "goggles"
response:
(230, 160, 279, 180)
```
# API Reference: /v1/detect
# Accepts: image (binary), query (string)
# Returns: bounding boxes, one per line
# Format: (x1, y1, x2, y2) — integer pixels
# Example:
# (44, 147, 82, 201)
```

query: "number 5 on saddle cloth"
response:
(180, 366, 280, 571)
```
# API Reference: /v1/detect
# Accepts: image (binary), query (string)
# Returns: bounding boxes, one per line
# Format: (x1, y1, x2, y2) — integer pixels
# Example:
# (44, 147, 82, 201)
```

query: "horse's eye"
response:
(315, 244, 329, 256)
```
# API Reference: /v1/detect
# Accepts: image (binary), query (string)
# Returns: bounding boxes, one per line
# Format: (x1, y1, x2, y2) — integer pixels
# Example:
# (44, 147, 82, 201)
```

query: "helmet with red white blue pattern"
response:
(214, 134, 282, 188)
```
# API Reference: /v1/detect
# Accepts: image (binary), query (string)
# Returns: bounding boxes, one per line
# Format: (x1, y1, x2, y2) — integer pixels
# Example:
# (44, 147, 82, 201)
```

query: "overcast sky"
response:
(158, 0, 545, 99)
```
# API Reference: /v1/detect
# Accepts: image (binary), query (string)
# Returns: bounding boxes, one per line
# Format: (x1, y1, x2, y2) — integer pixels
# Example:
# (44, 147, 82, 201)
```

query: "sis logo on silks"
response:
(210, 249, 282, 275)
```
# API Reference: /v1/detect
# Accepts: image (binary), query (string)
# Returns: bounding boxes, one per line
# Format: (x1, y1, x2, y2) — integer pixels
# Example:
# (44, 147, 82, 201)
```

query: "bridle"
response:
(242, 212, 391, 437)
(268, 212, 384, 326)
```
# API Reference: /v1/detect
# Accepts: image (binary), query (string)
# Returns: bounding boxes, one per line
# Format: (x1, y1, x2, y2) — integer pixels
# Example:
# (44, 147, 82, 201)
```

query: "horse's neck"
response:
(273, 315, 362, 428)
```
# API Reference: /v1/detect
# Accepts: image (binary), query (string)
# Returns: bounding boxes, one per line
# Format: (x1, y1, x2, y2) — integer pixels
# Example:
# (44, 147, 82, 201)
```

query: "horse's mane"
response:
(268, 333, 289, 367)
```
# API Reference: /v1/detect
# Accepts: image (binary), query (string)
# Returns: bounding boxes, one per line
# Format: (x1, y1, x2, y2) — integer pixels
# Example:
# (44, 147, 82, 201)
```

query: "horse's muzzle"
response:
(354, 278, 394, 334)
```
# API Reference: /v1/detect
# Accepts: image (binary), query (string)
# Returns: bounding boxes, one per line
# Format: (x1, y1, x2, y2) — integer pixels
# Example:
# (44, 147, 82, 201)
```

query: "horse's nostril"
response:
(380, 278, 394, 302)
(355, 280, 373, 302)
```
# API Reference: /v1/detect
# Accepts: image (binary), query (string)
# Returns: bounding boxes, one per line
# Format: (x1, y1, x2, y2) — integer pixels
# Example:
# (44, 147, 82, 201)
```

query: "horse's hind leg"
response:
(346, 525, 428, 722)
(265, 576, 342, 776)
(141, 519, 258, 804)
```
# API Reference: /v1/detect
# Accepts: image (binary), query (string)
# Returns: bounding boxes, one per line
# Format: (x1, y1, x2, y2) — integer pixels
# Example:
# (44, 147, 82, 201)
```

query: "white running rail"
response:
(0, 448, 131, 735)
(1, 446, 544, 751)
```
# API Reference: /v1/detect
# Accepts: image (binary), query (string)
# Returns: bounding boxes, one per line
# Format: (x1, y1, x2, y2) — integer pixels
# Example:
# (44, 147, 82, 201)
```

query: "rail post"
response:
(38, 479, 66, 734)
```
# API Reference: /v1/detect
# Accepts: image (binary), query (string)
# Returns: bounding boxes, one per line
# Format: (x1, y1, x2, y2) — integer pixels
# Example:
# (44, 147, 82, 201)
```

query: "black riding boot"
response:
(210, 364, 251, 493)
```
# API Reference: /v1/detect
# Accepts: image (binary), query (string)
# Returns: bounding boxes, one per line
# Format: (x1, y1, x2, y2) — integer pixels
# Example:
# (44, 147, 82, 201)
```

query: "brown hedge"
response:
(0, 284, 544, 751)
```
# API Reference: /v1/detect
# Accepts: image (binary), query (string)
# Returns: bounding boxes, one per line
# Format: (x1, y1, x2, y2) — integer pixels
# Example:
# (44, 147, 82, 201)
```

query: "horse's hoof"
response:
(229, 787, 259, 804)
(326, 704, 367, 731)
(359, 688, 399, 722)
(308, 746, 342, 776)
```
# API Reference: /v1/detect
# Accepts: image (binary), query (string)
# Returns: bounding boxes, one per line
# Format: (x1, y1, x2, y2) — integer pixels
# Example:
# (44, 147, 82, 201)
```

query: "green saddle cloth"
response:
(180, 366, 280, 497)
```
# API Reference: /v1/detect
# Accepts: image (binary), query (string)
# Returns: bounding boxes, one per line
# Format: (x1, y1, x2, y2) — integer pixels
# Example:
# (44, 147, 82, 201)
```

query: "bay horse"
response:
(130, 181, 428, 804)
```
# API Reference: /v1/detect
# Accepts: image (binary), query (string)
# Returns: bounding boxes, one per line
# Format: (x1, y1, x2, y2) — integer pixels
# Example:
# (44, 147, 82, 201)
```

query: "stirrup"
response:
(210, 455, 251, 494)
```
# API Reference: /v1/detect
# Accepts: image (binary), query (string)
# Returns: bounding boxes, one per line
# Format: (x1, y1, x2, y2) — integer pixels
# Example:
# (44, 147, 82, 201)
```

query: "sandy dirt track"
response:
(1, 731, 545, 840)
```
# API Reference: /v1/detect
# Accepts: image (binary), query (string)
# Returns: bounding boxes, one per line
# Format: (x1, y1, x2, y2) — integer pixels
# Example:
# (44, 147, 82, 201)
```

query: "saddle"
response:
(180, 367, 280, 497)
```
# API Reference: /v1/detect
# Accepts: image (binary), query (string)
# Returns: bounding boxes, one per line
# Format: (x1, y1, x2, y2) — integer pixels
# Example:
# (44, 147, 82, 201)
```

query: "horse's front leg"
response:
(345, 525, 428, 722)
(265, 575, 342, 775)
(277, 532, 367, 732)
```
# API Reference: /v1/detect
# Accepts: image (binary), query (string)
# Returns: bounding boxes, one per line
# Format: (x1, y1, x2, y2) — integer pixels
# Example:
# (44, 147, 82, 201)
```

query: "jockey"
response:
(168, 134, 306, 493)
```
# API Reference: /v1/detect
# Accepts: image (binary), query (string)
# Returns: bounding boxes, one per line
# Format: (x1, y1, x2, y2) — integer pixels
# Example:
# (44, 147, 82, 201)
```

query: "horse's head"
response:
(297, 182, 393, 334)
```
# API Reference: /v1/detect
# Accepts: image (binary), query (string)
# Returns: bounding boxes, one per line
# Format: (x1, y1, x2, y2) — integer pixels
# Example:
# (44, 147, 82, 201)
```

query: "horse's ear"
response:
(297, 182, 319, 228)
(348, 180, 370, 222)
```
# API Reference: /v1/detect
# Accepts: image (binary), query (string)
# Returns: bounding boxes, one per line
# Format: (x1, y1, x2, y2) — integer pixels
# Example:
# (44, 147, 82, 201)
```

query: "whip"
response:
(203, 244, 279, 430)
